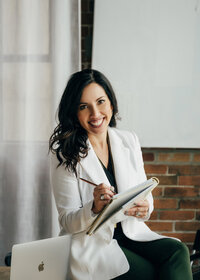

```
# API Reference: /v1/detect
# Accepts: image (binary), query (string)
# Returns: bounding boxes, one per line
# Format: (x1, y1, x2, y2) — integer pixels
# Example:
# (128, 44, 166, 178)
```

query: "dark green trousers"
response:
(113, 238, 193, 280)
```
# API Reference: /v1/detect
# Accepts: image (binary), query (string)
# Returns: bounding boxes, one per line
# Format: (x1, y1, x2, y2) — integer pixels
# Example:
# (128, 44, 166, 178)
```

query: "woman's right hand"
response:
(92, 183, 115, 214)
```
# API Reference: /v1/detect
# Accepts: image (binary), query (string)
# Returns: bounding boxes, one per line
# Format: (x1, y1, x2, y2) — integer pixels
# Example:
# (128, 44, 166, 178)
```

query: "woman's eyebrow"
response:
(96, 95, 105, 100)
(79, 95, 106, 104)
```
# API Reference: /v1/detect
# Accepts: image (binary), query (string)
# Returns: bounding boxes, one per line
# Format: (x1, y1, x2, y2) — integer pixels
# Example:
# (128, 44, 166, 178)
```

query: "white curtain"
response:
(0, 0, 81, 265)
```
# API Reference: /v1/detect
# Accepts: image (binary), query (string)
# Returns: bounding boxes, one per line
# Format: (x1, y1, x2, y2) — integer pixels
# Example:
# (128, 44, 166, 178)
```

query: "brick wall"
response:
(143, 149, 200, 247)
(81, 0, 200, 248)
(81, 0, 94, 69)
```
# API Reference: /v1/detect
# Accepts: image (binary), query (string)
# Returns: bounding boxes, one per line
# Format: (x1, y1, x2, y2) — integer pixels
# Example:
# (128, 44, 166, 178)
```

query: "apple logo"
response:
(38, 261, 44, 272)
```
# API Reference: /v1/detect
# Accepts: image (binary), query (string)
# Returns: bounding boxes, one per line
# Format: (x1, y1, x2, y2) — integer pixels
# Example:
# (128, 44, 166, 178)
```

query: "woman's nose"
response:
(90, 105, 100, 117)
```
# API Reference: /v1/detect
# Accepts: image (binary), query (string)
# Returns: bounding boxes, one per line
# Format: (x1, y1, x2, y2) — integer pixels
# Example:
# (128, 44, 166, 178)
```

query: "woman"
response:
(49, 69, 192, 280)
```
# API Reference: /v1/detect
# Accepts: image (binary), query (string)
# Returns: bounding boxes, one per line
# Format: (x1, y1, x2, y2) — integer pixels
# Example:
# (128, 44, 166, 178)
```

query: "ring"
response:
(100, 194, 105, 200)
(136, 211, 141, 217)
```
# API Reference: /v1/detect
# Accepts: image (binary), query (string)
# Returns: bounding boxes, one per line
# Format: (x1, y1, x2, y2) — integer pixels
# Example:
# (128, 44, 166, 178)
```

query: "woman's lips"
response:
(89, 118, 104, 128)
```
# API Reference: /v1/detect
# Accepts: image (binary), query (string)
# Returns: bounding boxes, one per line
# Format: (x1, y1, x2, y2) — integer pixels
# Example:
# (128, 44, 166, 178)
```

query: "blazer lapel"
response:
(108, 127, 137, 193)
(79, 140, 110, 186)
(79, 128, 138, 192)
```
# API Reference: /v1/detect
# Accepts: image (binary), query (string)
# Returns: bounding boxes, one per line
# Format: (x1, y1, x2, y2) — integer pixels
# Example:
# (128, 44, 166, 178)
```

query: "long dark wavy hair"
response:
(49, 69, 119, 174)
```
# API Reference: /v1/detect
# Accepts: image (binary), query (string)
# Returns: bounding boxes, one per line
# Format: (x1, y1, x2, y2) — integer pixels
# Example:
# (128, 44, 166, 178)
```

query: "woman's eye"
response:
(79, 104, 87, 110)
(98, 99, 105, 104)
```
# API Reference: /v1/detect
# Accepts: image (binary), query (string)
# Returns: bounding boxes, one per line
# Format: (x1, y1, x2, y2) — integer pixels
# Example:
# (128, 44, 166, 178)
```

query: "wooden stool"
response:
(0, 267, 10, 280)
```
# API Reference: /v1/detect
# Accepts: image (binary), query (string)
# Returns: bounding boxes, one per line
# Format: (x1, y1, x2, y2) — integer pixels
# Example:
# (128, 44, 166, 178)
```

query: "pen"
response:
(80, 177, 116, 193)
(80, 177, 98, 187)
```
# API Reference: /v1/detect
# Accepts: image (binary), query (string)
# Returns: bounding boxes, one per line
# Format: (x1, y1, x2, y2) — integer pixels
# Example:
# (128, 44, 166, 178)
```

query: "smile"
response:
(89, 118, 104, 128)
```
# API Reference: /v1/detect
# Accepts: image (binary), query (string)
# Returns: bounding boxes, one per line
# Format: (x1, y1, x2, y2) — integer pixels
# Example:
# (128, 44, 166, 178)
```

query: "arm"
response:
(50, 154, 97, 234)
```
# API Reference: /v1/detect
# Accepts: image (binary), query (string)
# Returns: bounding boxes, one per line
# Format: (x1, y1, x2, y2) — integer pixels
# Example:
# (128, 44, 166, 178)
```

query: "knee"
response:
(173, 241, 190, 260)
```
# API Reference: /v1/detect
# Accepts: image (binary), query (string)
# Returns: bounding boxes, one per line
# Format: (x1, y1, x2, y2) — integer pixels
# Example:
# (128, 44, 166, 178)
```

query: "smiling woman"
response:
(49, 69, 193, 280)
(77, 83, 113, 138)
(49, 69, 119, 174)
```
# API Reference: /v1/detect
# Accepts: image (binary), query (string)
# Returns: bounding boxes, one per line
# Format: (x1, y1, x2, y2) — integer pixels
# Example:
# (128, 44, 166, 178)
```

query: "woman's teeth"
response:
(89, 119, 103, 127)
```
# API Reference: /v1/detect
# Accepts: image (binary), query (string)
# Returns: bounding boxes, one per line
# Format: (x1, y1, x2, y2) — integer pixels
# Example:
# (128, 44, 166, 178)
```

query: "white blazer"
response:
(50, 127, 165, 280)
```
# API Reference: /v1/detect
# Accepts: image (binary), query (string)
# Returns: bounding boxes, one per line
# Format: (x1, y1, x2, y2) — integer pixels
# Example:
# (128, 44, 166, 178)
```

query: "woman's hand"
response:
(124, 199, 149, 219)
(92, 183, 115, 214)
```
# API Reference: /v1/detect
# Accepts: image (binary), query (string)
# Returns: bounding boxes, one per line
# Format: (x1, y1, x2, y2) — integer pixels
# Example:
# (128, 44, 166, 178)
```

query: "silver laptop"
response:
(10, 235, 71, 280)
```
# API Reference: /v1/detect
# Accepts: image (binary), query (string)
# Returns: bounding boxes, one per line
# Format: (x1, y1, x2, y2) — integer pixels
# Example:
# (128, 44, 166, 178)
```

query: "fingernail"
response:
(110, 186, 115, 192)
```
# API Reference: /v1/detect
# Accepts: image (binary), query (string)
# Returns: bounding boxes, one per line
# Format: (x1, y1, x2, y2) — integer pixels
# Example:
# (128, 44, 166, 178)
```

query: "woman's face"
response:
(77, 82, 113, 138)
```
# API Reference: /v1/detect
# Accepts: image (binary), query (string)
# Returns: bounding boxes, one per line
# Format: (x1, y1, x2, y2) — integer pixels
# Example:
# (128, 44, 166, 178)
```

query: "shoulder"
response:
(109, 127, 140, 147)
(50, 152, 76, 179)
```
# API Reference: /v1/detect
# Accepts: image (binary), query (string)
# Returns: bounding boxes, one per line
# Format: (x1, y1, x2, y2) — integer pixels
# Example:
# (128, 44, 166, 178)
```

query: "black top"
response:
(99, 149, 117, 190)
(98, 151, 124, 241)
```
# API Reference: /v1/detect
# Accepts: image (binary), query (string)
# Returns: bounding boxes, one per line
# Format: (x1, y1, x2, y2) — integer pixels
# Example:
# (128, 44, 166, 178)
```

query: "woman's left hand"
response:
(124, 199, 149, 219)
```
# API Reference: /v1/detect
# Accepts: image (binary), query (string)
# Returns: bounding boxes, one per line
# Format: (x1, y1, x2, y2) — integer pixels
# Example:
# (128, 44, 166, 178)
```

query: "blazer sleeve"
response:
(131, 131, 154, 220)
(50, 154, 96, 234)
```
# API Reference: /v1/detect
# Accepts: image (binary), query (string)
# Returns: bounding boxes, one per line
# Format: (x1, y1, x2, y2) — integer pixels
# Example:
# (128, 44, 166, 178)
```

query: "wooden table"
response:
(0, 267, 10, 280)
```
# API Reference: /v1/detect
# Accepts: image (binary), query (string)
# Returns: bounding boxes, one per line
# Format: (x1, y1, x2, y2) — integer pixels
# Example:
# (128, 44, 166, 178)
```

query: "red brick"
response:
(82, 51, 88, 63)
(179, 199, 200, 209)
(145, 221, 173, 231)
(82, 26, 89, 37)
(82, 13, 93, 24)
(163, 233, 196, 243)
(82, 62, 91, 69)
(159, 210, 195, 220)
(144, 164, 167, 175)
(158, 153, 190, 162)
(149, 211, 158, 220)
(154, 198, 177, 209)
(142, 153, 154, 162)
(81, 0, 89, 12)
(152, 187, 163, 197)
(155, 176, 177, 185)
(178, 176, 200, 186)
(194, 154, 200, 162)
(82, 38, 85, 48)
(196, 211, 200, 220)
(169, 165, 200, 175)
(164, 186, 199, 197)
(175, 222, 200, 231)
(170, 153, 190, 162)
